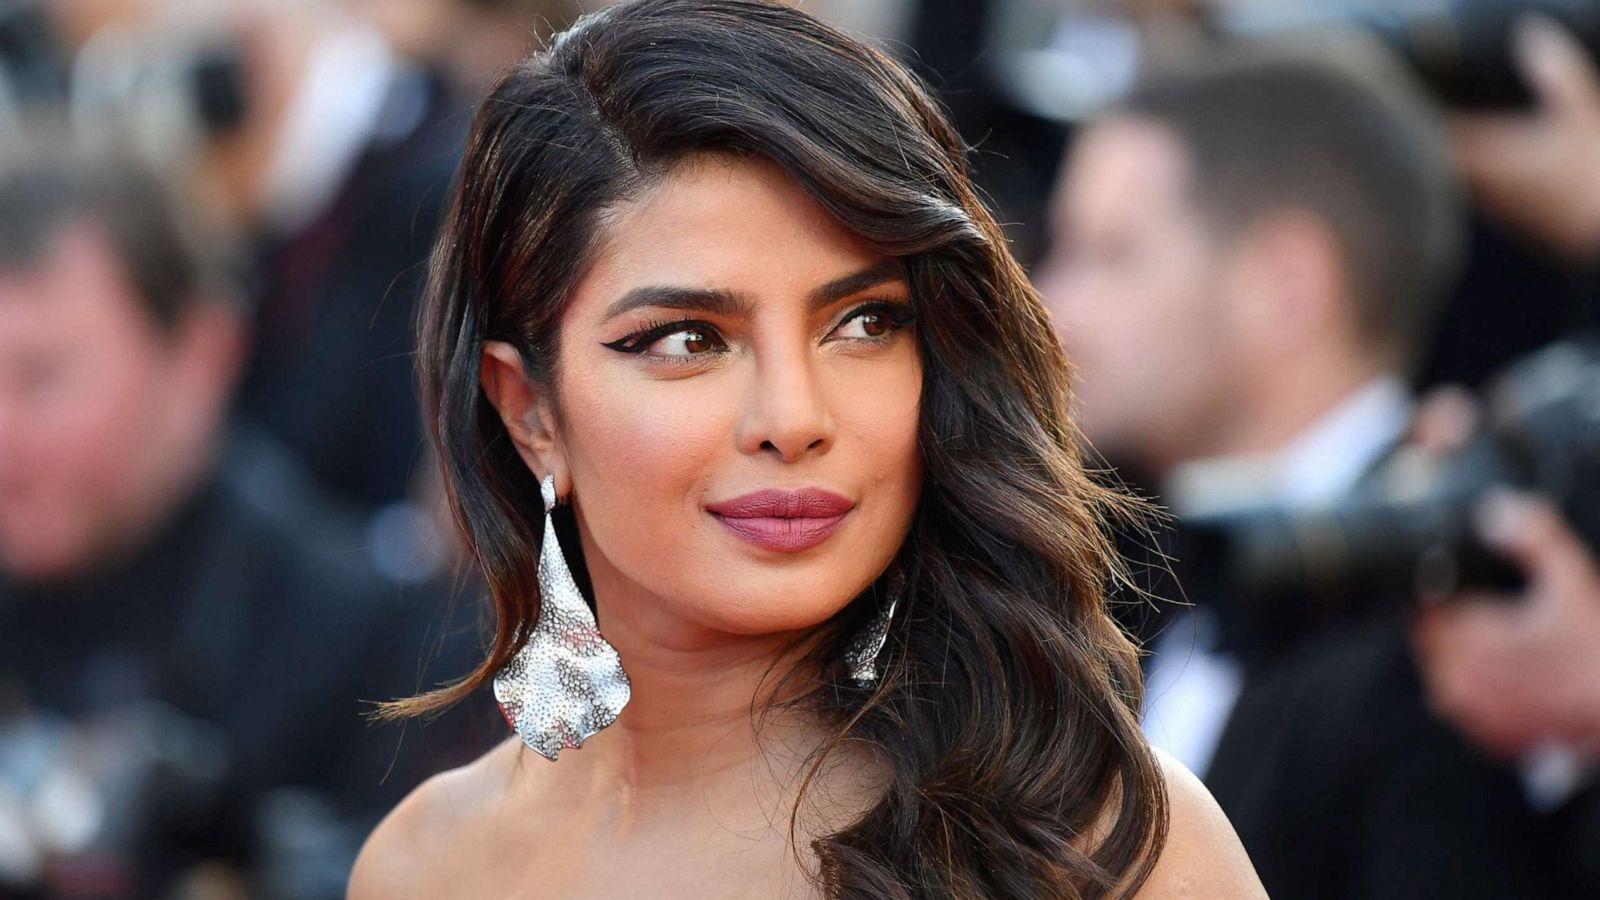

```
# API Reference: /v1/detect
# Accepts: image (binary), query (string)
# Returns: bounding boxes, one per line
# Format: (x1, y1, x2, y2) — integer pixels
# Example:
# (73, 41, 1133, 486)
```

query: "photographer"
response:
(1034, 35, 1582, 896)
(0, 130, 491, 897)
(1407, 17, 1600, 890)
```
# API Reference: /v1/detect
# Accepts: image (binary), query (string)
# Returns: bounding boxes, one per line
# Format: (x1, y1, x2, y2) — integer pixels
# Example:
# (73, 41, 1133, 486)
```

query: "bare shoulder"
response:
(1134, 748, 1268, 899)
(347, 736, 526, 898)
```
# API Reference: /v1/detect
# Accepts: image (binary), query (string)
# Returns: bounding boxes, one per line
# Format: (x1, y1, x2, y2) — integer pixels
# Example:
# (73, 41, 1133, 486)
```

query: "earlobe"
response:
(1232, 212, 1344, 350)
(480, 341, 567, 486)
(1257, 212, 1344, 324)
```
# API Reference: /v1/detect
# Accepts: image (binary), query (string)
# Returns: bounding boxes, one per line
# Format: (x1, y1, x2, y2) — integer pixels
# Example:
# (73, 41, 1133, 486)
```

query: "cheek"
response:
(30, 357, 153, 491)
(556, 362, 735, 577)
(1070, 257, 1221, 439)
(0, 361, 160, 576)
(828, 357, 922, 507)
(570, 384, 717, 483)
(1059, 259, 1172, 375)
(1066, 287, 1160, 407)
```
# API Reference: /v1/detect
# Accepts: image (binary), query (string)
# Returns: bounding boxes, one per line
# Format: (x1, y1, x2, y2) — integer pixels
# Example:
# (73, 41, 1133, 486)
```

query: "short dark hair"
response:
(1117, 35, 1463, 368)
(0, 121, 228, 332)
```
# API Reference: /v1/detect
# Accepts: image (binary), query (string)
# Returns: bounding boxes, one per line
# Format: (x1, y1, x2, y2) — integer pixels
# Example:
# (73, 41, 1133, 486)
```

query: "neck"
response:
(556, 566, 833, 807)
(608, 624, 821, 791)
(1198, 343, 1393, 462)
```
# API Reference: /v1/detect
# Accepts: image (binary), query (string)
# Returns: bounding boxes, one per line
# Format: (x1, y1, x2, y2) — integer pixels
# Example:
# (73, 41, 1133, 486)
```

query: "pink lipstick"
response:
(704, 487, 854, 552)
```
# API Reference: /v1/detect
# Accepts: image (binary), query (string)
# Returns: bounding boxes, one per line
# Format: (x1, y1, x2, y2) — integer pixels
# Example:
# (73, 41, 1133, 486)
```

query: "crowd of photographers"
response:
(1033, 3, 1600, 896)
(0, 1, 571, 895)
(1, 0, 1597, 897)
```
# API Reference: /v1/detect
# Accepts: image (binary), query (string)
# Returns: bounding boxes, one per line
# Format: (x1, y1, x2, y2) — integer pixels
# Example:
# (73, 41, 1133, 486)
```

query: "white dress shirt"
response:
(1141, 375, 1413, 777)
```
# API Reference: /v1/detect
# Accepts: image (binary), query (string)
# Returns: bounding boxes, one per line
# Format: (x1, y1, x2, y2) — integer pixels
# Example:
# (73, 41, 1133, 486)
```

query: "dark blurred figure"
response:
(1195, 1, 1600, 391)
(1450, 15, 1600, 260)
(220, 0, 580, 579)
(1417, 12, 1600, 764)
(1431, 8, 1600, 382)
(221, 1, 470, 520)
(0, 130, 493, 899)
(0, 0, 457, 519)
(350, 0, 580, 105)
(1411, 17, 1600, 894)
(900, 0, 1069, 266)
(1036, 38, 1589, 898)
(929, 0, 1213, 266)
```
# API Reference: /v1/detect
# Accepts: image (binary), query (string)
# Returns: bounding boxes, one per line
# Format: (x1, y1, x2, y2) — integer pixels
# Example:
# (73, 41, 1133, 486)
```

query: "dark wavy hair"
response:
(386, 0, 1167, 895)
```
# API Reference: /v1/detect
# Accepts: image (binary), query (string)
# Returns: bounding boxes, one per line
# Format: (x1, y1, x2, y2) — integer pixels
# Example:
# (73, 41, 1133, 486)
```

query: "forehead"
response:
(1060, 117, 1194, 223)
(0, 223, 152, 349)
(569, 154, 889, 318)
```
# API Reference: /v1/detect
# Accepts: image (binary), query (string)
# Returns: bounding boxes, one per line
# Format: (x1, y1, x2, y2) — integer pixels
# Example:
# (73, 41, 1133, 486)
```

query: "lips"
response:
(705, 487, 854, 552)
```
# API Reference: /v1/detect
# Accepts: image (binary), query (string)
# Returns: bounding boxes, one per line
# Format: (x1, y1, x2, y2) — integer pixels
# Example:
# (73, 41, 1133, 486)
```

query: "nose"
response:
(735, 344, 834, 463)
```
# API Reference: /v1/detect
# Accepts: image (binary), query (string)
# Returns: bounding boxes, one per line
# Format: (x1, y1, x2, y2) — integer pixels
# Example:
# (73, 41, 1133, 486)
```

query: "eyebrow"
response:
(600, 259, 906, 323)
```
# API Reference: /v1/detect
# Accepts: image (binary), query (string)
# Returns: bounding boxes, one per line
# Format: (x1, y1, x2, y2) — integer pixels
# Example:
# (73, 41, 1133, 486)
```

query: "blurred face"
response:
(0, 224, 196, 582)
(1035, 117, 1244, 474)
(491, 155, 923, 644)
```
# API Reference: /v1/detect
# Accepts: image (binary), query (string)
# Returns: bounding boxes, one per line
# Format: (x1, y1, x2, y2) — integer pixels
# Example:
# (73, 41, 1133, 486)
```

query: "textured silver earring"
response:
(844, 565, 906, 687)
(494, 474, 631, 760)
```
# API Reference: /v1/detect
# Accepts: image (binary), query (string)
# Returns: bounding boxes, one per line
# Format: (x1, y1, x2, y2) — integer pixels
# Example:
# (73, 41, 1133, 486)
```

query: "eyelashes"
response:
(600, 300, 916, 363)
(600, 318, 726, 357)
(839, 300, 918, 338)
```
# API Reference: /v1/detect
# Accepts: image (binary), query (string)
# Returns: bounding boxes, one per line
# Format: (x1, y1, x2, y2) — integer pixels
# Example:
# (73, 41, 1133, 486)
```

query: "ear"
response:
(1229, 210, 1348, 352)
(480, 341, 568, 493)
(170, 301, 246, 427)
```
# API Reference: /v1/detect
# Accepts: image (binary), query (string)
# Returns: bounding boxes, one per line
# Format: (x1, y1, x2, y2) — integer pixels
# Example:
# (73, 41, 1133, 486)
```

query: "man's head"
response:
(1036, 37, 1462, 475)
(0, 132, 242, 583)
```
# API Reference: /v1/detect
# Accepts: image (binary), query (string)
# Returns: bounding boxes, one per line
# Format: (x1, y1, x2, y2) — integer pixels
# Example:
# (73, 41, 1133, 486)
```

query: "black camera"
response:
(1165, 338, 1600, 656)
(1215, 0, 1600, 109)
(0, 0, 62, 112)
(0, 0, 247, 137)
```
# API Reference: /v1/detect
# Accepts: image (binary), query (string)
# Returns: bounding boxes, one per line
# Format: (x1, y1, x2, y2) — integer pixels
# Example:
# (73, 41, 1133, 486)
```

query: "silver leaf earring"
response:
(844, 565, 906, 687)
(494, 474, 631, 760)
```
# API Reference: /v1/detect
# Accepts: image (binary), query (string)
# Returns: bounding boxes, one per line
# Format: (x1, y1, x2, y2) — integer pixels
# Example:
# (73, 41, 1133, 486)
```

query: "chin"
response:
(683, 577, 863, 637)
(0, 542, 84, 585)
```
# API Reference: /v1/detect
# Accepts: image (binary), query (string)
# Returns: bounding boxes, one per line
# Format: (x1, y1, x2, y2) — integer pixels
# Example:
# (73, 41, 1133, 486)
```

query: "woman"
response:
(352, 0, 1263, 896)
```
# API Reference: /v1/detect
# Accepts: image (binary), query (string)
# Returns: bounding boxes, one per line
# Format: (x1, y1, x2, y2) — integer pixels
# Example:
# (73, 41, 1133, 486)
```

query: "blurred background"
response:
(1, 0, 1598, 897)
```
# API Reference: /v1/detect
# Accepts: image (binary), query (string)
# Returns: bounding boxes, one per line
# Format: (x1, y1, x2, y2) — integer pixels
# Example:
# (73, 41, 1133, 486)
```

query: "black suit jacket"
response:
(1129, 439, 1595, 898)
(0, 428, 498, 896)
(1205, 620, 1571, 898)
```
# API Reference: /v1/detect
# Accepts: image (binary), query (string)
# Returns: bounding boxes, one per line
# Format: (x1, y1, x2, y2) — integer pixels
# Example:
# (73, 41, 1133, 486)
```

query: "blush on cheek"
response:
(557, 365, 734, 570)
(570, 375, 736, 497)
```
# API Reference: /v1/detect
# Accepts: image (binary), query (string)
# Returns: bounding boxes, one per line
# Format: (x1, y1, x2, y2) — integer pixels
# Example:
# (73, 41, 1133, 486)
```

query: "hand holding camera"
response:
(1412, 489, 1600, 760)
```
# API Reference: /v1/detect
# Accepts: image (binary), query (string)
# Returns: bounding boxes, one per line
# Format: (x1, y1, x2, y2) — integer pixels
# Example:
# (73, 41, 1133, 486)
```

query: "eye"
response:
(647, 327, 722, 357)
(828, 301, 914, 342)
(601, 318, 728, 360)
(835, 311, 890, 339)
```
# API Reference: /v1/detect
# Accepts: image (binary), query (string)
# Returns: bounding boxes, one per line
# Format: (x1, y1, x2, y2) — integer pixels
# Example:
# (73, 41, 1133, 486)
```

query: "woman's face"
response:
(494, 155, 923, 643)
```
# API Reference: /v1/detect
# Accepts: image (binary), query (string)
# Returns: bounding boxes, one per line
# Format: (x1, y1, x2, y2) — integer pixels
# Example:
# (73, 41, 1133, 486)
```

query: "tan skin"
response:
(350, 154, 1264, 898)
(0, 222, 241, 583)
